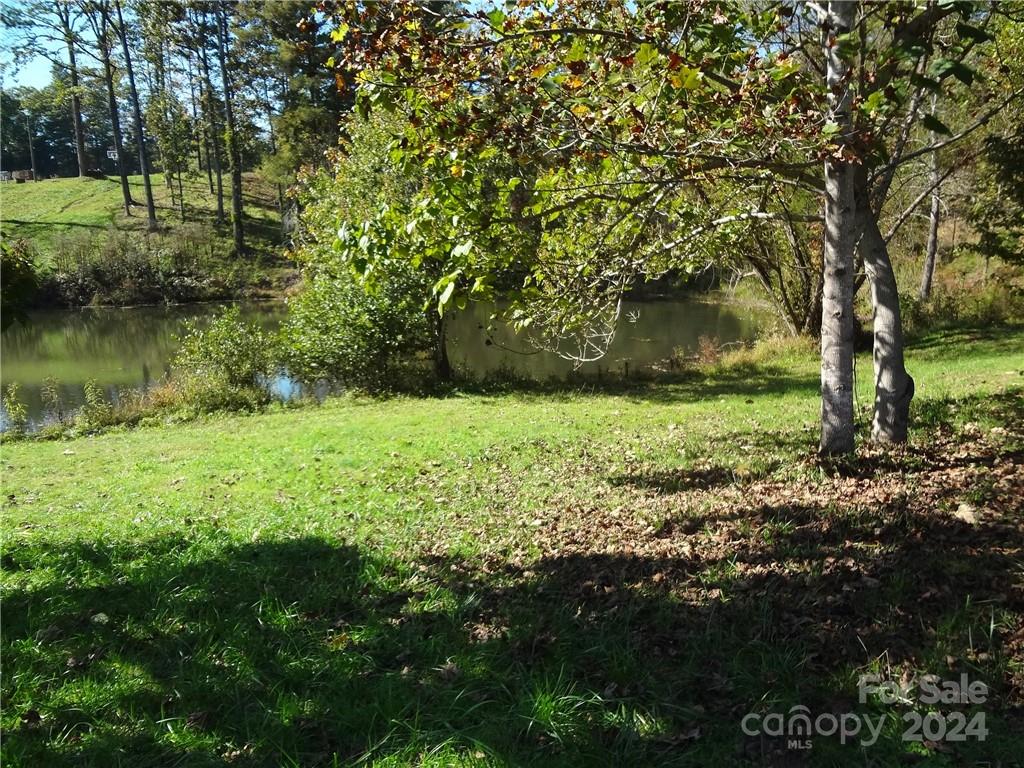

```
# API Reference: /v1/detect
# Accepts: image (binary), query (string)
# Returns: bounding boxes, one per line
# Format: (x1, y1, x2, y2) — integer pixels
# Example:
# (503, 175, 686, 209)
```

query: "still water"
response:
(0, 298, 770, 429)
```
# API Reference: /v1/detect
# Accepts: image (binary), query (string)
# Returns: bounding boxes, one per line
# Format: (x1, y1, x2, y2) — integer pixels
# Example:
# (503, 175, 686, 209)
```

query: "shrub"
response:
(40, 376, 69, 426)
(280, 109, 443, 391)
(1, 239, 38, 331)
(172, 306, 275, 410)
(279, 265, 434, 390)
(2, 383, 29, 436)
(76, 380, 115, 431)
(40, 227, 244, 307)
(901, 281, 1024, 336)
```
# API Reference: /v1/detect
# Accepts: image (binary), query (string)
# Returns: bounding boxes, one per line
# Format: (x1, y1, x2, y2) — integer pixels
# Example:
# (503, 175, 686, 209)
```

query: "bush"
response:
(280, 109, 441, 391)
(901, 281, 1024, 336)
(2, 383, 29, 437)
(172, 306, 275, 411)
(1, 239, 38, 331)
(76, 380, 116, 432)
(39, 227, 244, 307)
(279, 265, 434, 390)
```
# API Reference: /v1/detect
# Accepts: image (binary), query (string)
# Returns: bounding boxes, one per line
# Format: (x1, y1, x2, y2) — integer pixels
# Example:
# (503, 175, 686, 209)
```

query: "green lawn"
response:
(2, 328, 1023, 766)
(0, 173, 282, 263)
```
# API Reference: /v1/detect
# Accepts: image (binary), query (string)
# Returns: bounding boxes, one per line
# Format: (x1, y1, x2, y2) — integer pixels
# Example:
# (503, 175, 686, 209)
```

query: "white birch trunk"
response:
(819, 0, 859, 455)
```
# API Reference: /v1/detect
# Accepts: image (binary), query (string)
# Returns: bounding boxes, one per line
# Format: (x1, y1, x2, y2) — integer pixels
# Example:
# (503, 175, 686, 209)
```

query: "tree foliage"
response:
(279, 110, 438, 389)
(326, 1, 1015, 344)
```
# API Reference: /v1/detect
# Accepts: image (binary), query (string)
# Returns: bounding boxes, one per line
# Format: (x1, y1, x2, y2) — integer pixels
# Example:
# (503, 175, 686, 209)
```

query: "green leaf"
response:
(922, 113, 952, 136)
(955, 21, 993, 43)
(670, 66, 702, 89)
(452, 240, 473, 258)
(770, 57, 801, 81)
(486, 8, 505, 30)
(932, 58, 975, 85)
(861, 90, 887, 114)
(438, 281, 456, 314)
(565, 38, 587, 63)
(636, 43, 659, 67)
(821, 122, 841, 138)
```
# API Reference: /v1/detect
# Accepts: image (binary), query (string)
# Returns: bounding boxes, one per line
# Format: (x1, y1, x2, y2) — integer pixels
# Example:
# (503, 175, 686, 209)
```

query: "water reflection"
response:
(1, 297, 768, 429)
(447, 299, 766, 378)
(0, 303, 285, 430)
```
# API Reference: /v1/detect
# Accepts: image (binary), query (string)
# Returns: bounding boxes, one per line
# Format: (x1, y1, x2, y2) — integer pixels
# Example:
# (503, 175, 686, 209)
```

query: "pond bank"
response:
(1, 296, 774, 432)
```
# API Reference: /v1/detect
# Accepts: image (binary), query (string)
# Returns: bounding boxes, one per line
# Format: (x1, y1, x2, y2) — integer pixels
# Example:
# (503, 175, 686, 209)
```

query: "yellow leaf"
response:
(531, 63, 551, 78)
(673, 67, 703, 90)
(327, 632, 350, 650)
(450, 164, 464, 178)
(565, 75, 584, 90)
(571, 103, 591, 117)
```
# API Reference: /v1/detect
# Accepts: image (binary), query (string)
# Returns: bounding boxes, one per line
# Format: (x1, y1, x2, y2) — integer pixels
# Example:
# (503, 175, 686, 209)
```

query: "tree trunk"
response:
(26, 115, 38, 180)
(856, 174, 914, 443)
(57, 5, 89, 178)
(177, 173, 185, 222)
(434, 314, 452, 382)
(114, 0, 157, 231)
(98, 9, 133, 215)
(198, 15, 225, 223)
(186, 53, 205, 175)
(216, 3, 245, 255)
(818, 1, 858, 456)
(261, 80, 286, 218)
(919, 147, 941, 300)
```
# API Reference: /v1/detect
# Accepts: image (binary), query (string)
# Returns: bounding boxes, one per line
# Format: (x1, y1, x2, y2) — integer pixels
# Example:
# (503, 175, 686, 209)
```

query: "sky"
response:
(0, 0, 80, 92)
(1, 55, 54, 90)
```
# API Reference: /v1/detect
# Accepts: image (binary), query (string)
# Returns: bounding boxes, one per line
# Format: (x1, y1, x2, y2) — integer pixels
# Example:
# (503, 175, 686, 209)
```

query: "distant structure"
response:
(11, 170, 34, 183)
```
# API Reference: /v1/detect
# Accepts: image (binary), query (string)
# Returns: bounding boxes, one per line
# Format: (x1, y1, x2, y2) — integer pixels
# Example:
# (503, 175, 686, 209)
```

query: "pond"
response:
(0, 297, 772, 430)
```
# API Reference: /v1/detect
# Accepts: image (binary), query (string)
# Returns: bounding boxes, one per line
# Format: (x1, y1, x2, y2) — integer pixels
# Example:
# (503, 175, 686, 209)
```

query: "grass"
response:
(0, 173, 283, 264)
(2, 328, 1023, 766)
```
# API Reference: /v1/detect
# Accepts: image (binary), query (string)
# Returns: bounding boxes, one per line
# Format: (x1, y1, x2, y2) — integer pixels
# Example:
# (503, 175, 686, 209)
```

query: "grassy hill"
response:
(1, 173, 295, 306)
(0, 173, 283, 263)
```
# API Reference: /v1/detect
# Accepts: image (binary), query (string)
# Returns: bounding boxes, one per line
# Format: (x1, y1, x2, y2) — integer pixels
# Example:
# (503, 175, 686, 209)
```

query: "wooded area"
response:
(2, 0, 347, 242)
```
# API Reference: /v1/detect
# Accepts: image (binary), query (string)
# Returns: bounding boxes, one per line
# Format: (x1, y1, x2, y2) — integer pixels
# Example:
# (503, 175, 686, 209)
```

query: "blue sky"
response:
(2, 55, 54, 90)
(0, 0, 78, 91)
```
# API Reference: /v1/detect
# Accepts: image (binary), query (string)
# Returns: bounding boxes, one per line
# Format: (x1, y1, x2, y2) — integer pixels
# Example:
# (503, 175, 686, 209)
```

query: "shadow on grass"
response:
(2, 220, 109, 231)
(905, 323, 1024, 356)
(445, 360, 821, 406)
(4, 416, 1023, 767)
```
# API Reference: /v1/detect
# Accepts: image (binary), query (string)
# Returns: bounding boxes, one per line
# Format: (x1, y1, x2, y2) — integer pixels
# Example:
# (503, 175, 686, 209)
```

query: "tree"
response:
(0, 89, 36, 176)
(1, 79, 94, 179)
(53, 0, 89, 177)
(186, 4, 226, 223)
(328, 0, 1019, 454)
(112, 0, 157, 230)
(920, 136, 942, 300)
(282, 110, 446, 387)
(3, 1, 91, 176)
(966, 13, 1024, 267)
(818, 1, 858, 454)
(215, 1, 245, 254)
(78, 0, 134, 215)
(147, 90, 193, 221)
(234, 1, 347, 193)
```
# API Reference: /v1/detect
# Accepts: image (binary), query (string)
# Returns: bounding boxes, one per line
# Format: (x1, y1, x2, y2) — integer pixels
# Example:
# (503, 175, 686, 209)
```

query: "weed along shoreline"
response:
(1, 294, 771, 436)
